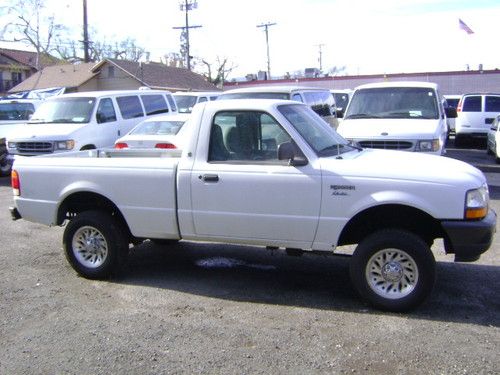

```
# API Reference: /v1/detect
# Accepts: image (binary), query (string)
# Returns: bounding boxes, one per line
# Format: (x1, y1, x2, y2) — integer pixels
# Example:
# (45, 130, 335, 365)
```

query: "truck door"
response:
(190, 110, 321, 248)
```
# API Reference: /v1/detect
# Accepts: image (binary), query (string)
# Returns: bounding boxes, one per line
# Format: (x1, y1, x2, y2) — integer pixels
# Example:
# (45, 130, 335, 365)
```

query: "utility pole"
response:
(173, 0, 202, 70)
(82, 0, 90, 62)
(257, 22, 276, 80)
(316, 43, 325, 73)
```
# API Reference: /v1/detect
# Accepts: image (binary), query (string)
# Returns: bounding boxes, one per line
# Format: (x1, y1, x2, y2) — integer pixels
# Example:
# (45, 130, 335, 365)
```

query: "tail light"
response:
(11, 169, 20, 196)
(155, 143, 176, 149)
(115, 142, 128, 149)
(456, 98, 463, 113)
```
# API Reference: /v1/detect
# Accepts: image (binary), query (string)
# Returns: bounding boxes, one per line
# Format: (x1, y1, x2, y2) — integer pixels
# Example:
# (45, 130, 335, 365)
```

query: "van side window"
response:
(141, 94, 169, 115)
(166, 94, 177, 112)
(462, 96, 481, 112)
(485, 96, 500, 112)
(198, 97, 208, 103)
(96, 98, 117, 124)
(116, 95, 144, 119)
(208, 111, 291, 163)
(292, 93, 303, 102)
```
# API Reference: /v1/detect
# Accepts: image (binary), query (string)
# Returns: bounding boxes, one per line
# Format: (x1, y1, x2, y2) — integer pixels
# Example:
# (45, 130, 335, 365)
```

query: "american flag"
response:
(459, 19, 474, 34)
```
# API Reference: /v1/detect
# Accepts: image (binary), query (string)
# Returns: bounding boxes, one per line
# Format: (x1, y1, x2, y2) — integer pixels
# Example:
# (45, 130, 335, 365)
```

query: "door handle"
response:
(199, 174, 219, 183)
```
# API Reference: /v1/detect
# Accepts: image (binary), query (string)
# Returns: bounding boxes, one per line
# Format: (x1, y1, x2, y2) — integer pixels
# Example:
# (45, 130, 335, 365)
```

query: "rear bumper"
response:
(441, 210, 496, 262)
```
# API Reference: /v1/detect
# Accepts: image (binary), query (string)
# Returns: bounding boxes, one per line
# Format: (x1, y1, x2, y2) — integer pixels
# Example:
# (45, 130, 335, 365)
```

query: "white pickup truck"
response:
(9, 99, 496, 311)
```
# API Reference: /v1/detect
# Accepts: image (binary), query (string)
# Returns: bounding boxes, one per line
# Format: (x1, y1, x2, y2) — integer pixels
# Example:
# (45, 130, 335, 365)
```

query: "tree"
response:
(3, 0, 65, 68)
(198, 57, 237, 88)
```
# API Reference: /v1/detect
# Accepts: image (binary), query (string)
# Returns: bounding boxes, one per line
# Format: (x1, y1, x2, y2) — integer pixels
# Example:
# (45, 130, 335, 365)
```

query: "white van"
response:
(337, 82, 455, 155)
(218, 86, 339, 128)
(7, 89, 177, 156)
(173, 91, 220, 113)
(454, 93, 500, 146)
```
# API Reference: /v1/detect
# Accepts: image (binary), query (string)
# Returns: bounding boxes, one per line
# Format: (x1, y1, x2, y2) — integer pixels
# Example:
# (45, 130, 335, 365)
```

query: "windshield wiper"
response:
(49, 118, 81, 123)
(345, 113, 380, 119)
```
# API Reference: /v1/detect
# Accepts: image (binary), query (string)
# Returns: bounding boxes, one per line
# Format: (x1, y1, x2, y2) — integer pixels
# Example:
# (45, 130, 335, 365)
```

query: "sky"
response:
(2, 0, 500, 79)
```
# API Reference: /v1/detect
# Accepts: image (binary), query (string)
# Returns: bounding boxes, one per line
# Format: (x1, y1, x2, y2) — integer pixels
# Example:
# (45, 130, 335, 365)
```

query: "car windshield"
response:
(345, 87, 439, 120)
(0, 102, 36, 121)
(174, 95, 198, 113)
(130, 119, 185, 135)
(28, 97, 95, 124)
(219, 92, 290, 100)
(278, 104, 356, 157)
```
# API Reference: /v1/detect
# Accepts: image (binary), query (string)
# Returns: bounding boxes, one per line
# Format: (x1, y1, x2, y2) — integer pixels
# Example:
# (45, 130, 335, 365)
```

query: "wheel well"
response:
(57, 192, 131, 240)
(80, 144, 96, 150)
(338, 204, 442, 246)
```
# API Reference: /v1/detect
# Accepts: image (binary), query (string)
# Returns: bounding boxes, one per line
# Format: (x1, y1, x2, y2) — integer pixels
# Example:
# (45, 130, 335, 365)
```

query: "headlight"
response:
(7, 142, 16, 149)
(418, 139, 440, 152)
(465, 184, 489, 219)
(55, 140, 75, 150)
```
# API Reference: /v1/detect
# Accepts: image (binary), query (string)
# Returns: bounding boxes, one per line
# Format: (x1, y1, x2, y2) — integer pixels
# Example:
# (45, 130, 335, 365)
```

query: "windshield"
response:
(29, 97, 96, 124)
(0, 102, 36, 121)
(219, 92, 291, 100)
(174, 95, 198, 113)
(130, 119, 185, 135)
(345, 87, 439, 120)
(278, 104, 356, 157)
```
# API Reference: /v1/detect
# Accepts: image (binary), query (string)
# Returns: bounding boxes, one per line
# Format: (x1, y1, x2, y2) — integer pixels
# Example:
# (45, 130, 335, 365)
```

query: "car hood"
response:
(7, 123, 86, 140)
(322, 148, 485, 187)
(338, 118, 442, 139)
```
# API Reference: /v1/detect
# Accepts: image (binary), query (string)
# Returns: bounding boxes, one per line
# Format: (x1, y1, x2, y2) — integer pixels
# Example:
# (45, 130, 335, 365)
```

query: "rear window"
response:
(141, 94, 169, 115)
(485, 96, 500, 112)
(462, 96, 481, 112)
(116, 95, 144, 119)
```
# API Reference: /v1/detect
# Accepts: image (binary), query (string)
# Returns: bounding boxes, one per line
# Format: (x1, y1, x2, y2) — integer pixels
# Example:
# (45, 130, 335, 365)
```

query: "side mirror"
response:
(445, 107, 457, 119)
(278, 141, 308, 166)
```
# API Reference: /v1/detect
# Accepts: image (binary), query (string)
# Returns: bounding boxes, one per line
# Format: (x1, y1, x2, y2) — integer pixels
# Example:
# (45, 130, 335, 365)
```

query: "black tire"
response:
(63, 210, 128, 279)
(349, 229, 436, 312)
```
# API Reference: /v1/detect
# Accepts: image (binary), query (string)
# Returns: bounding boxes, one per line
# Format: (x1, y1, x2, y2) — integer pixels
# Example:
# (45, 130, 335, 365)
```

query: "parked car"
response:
(7, 89, 178, 157)
(486, 114, 500, 162)
(330, 89, 353, 115)
(455, 93, 500, 146)
(173, 91, 220, 114)
(0, 99, 43, 176)
(114, 114, 190, 150)
(218, 85, 339, 128)
(443, 94, 461, 134)
(338, 81, 455, 155)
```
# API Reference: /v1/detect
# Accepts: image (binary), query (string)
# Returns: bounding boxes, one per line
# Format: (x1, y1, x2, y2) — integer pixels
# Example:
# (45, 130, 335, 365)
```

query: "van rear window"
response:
(117, 96, 144, 119)
(485, 96, 500, 112)
(141, 94, 169, 115)
(462, 96, 481, 112)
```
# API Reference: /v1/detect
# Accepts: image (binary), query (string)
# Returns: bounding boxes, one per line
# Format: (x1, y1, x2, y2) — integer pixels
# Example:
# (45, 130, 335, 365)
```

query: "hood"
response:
(323, 148, 485, 187)
(338, 118, 442, 139)
(7, 123, 86, 141)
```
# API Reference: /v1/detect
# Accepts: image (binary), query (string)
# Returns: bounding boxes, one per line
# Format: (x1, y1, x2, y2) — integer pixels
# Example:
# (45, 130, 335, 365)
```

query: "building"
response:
(0, 48, 59, 95)
(224, 69, 500, 95)
(9, 58, 219, 94)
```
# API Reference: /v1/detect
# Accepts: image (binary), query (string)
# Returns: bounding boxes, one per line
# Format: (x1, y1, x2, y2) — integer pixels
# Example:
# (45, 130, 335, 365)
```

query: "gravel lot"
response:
(0, 145, 499, 374)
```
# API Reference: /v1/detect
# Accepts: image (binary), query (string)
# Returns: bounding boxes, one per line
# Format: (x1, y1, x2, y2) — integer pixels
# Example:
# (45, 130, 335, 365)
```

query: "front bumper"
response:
(441, 209, 497, 262)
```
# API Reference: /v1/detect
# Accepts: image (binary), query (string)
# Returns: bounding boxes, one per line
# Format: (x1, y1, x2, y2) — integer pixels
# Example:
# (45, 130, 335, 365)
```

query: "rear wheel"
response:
(63, 211, 128, 279)
(350, 229, 436, 312)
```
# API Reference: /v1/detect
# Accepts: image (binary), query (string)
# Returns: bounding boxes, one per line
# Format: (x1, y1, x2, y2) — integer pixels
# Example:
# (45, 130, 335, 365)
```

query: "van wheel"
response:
(350, 229, 435, 312)
(63, 211, 128, 279)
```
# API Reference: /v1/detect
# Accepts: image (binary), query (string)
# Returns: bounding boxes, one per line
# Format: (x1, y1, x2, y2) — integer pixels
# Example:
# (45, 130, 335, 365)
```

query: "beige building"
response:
(10, 59, 219, 94)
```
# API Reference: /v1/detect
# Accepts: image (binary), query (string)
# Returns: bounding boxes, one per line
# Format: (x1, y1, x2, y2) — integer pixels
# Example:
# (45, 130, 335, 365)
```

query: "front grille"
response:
(17, 142, 54, 154)
(358, 140, 414, 150)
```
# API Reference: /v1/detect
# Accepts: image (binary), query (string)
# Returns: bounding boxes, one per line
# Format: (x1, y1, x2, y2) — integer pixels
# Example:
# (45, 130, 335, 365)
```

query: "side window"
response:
(116, 95, 144, 119)
(165, 94, 177, 112)
(208, 111, 291, 163)
(462, 96, 481, 112)
(292, 93, 303, 102)
(485, 96, 500, 112)
(141, 94, 169, 115)
(198, 96, 208, 103)
(96, 98, 117, 124)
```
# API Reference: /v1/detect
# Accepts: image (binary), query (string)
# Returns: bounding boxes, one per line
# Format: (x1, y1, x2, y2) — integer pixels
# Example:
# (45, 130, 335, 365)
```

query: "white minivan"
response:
(7, 89, 177, 156)
(173, 91, 220, 113)
(337, 82, 455, 155)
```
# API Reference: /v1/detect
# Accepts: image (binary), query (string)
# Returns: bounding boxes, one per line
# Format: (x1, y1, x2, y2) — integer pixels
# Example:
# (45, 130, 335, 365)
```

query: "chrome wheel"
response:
(365, 248, 419, 300)
(72, 226, 109, 268)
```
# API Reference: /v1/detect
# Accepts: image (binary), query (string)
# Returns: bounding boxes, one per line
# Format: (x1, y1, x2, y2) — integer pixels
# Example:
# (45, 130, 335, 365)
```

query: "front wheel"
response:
(349, 229, 436, 312)
(63, 210, 128, 279)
